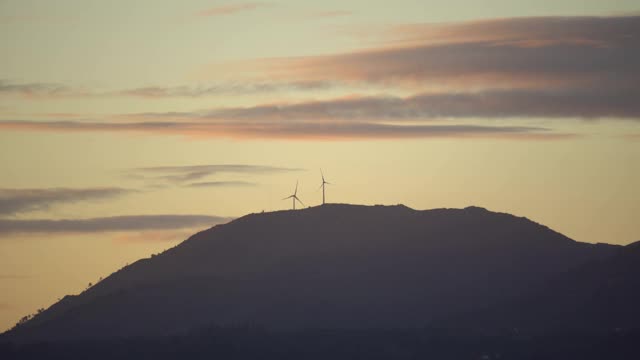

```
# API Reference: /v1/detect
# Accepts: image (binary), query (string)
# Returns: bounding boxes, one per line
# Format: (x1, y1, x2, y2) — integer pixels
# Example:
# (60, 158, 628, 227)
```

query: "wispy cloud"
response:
(0, 119, 569, 140)
(196, 2, 269, 17)
(187, 181, 257, 188)
(129, 164, 302, 184)
(0, 80, 80, 98)
(0, 79, 333, 99)
(2, 16, 636, 141)
(196, 88, 640, 121)
(0, 215, 229, 235)
(7, 17, 638, 103)
(119, 81, 331, 98)
(0, 187, 132, 216)
(241, 16, 639, 92)
(4, 16, 638, 105)
(1, 84, 610, 140)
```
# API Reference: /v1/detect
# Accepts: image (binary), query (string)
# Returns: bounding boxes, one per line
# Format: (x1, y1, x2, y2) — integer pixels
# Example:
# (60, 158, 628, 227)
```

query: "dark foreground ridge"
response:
(2, 327, 640, 360)
(2, 204, 638, 351)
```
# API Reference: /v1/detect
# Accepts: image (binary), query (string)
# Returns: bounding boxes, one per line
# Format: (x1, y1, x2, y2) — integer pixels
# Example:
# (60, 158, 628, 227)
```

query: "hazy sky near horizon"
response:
(1, 0, 639, 332)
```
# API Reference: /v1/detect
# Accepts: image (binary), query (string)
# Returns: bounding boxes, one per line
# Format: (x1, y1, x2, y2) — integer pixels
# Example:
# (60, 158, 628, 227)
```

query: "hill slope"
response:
(446, 240, 640, 332)
(3, 204, 620, 341)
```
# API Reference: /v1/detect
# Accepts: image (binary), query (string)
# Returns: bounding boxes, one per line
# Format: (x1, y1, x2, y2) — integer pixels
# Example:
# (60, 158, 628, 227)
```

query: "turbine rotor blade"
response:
(282, 195, 294, 200)
(294, 196, 305, 207)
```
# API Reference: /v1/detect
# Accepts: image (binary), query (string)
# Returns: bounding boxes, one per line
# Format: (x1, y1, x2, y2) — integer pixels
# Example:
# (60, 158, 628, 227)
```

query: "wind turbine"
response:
(319, 169, 331, 205)
(283, 180, 304, 210)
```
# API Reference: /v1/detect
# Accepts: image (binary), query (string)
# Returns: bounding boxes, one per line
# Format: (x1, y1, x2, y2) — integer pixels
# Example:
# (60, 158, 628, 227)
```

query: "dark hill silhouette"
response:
(3, 204, 622, 342)
(444, 239, 640, 332)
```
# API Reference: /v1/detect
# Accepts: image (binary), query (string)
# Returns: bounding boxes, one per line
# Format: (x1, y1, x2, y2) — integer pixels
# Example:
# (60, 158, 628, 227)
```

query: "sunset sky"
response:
(1, 0, 639, 331)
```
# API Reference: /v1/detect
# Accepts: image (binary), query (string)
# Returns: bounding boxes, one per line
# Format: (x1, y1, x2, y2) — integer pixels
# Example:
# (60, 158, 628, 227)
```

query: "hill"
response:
(3, 204, 622, 342)
(444, 240, 640, 332)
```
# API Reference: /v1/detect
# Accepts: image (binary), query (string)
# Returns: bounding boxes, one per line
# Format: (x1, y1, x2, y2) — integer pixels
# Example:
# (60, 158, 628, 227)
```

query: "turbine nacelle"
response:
(283, 180, 304, 210)
(319, 169, 332, 205)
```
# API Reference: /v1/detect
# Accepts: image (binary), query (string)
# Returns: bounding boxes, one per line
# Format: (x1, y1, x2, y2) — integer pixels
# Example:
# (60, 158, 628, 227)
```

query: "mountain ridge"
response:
(3, 203, 627, 342)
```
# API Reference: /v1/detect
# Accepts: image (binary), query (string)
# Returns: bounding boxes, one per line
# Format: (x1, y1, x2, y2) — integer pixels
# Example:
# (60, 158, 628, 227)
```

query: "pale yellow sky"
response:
(1, 0, 639, 332)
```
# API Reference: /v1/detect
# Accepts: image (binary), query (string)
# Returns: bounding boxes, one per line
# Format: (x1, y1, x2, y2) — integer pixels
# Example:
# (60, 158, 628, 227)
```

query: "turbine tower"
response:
(283, 180, 304, 210)
(319, 169, 331, 205)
